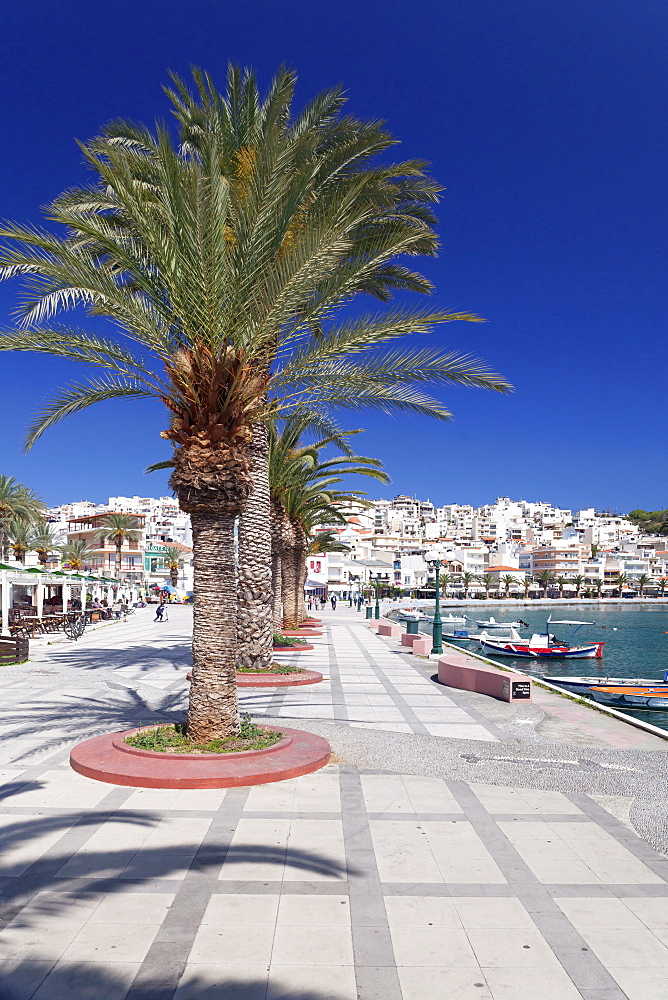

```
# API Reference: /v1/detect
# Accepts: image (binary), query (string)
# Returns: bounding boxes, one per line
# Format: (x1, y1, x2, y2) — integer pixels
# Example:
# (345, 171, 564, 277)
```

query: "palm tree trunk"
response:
(282, 544, 300, 630)
(236, 424, 273, 670)
(272, 549, 283, 630)
(170, 567, 178, 588)
(187, 510, 240, 740)
(297, 552, 308, 623)
(116, 542, 122, 579)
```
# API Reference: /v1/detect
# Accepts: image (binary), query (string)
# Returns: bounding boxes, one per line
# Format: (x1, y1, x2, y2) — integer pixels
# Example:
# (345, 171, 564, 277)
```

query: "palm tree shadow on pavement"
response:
(0, 962, 342, 1000)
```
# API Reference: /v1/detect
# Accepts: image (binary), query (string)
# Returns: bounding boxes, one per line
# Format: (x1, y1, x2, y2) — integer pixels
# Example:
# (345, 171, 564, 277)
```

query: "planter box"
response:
(0, 636, 29, 665)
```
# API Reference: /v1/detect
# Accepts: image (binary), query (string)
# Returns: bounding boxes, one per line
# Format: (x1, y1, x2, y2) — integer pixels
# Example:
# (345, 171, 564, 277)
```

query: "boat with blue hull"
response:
(589, 685, 668, 710)
(477, 617, 605, 660)
(544, 673, 668, 695)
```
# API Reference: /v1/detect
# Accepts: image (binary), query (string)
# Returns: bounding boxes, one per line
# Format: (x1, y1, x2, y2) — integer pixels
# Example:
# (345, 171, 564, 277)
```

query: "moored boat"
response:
(477, 617, 605, 660)
(545, 673, 668, 695)
(475, 615, 528, 629)
(589, 685, 668, 710)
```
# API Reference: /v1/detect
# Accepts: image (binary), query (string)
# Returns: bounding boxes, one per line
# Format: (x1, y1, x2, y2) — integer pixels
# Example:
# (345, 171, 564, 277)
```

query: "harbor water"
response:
(412, 603, 668, 733)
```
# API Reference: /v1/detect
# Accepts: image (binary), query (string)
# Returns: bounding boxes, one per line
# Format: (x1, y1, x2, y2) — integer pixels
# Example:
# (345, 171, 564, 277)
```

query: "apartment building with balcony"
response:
(66, 512, 146, 582)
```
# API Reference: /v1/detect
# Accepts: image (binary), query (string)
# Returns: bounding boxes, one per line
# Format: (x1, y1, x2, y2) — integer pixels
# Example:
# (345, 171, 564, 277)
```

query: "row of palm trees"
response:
(0, 67, 511, 740)
(427, 569, 667, 599)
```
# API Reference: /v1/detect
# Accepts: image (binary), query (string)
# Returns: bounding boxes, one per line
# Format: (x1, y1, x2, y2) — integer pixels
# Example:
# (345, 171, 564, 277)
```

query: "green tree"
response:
(478, 573, 494, 598)
(555, 575, 568, 599)
(522, 577, 533, 599)
(635, 573, 651, 597)
(7, 520, 33, 564)
(95, 514, 142, 579)
(500, 574, 517, 598)
(659, 578, 668, 597)
(0, 476, 44, 562)
(59, 540, 91, 571)
(572, 574, 585, 598)
(592, 578, 604, 599)
(460, 572, 476, 600)
(0, 68, 510, 740)
(615, 572, 628, 598)
(537, 570, 555, 598)
(31, 521, 62, 567)
(163, 546, 185, 589)
(439, 572, 452, 598)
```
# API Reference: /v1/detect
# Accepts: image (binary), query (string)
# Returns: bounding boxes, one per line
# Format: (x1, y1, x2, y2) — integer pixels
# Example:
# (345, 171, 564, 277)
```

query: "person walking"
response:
(154, 601, 165, 622)
(330, 594, 337, 611)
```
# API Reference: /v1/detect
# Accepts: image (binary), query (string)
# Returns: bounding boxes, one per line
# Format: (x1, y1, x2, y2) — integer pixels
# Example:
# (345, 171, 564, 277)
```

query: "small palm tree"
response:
(95, 514, 142, 579)
(555, 576, 568, 599)
(164, 546, 184, 589)
(522, 577, 533, 599)
(500, 573, 517, 598)
(537, 570, 555, 598)
(7, 519, 33, 564)
(439, 572, 452, 598)
(60, 540, 90, 571)
(572, 574, 585, 598)
(31, 521, 62, 567)
(478, 573, 494, 599)
(592, 578, 604, 599)
(636, 573, 650, 597)
(460, 572, 476, 599)
(659, 578, 668, 598)
(0, 476, 44, 561)
(615, 572, 628, 598)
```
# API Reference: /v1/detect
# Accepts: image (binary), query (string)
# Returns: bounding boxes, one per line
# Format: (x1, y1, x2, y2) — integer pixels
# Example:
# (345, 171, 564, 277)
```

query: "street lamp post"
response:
(427, 548, 446, 655)
(374, 574, 381, 620)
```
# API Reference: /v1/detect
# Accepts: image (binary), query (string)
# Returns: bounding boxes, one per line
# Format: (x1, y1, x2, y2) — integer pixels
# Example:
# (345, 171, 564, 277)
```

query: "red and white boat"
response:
(477, 616, 604, 660)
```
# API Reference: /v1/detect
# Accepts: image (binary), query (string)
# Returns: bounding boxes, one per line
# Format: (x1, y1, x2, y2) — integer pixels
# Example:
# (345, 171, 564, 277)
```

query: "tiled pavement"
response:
(0, 608, 667, 999)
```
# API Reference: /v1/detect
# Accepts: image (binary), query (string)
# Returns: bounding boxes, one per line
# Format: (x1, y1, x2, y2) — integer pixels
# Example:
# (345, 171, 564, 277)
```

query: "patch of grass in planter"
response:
(237, 664, 302, 674)
(125, 716, 282, 754)
(273, 633, 308, 646)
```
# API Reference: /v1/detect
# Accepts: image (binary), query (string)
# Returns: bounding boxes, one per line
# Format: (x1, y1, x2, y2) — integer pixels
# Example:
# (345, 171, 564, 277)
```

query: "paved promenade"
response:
(0, 606, 667, 999)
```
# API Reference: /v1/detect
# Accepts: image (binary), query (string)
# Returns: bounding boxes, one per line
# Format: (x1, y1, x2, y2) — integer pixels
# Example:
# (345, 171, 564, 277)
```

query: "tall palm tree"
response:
(478, 573, 494, 599)
(555, 576, 568, 599)
(95, 514, 142, 579)
(537, 570, 555, 598)
(7, 520, 33, 564)
(59, 540, 90, 571)
(572, 574, 585, 599)
(658, 578, 668, 598)
(500, 573, 517, 598)
(31, 521, 62, 567)
(522, 577, 533, 600)
(592, 578, 604, 599)
(460, 572, 476, 600)
(635, 573, 650, 597)
(0, 68, 510, 740)
(164, 546, 184, 589)
(439, 572, 452, 598)
(615, 572, 628, 599)
(0, 476, 44, 562)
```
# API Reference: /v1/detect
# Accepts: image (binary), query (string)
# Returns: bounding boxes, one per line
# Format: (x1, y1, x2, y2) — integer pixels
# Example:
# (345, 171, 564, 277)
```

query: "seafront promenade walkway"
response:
(1, 607, 667, 999)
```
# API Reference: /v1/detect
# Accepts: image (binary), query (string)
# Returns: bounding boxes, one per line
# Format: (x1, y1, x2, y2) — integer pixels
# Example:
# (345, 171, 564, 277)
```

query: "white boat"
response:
(545, 674, 668, 695)
(439, 613, 469, 625)
(475, 615, 528, 629)
(477, 617, 605, 660)
(397, 608, 429, 621)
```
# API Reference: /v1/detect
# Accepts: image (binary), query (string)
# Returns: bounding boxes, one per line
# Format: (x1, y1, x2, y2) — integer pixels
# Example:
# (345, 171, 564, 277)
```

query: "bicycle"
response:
(63, 614, 87, 641)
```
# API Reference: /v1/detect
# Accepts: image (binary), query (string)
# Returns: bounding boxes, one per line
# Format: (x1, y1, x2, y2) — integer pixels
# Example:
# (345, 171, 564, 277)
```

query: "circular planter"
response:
(272, 643, 315, 652)
(70, 723, 331, 788)
(280, 629, 322, 638)
(236, 669, 323, 687)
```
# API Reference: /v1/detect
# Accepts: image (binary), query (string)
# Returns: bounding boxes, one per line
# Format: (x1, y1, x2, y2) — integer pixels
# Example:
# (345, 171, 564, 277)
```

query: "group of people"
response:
(306, 593, 366, 612)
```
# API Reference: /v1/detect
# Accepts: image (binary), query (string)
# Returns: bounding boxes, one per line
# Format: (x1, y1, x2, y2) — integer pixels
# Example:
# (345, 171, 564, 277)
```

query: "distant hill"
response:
(627, 509, 668, 535)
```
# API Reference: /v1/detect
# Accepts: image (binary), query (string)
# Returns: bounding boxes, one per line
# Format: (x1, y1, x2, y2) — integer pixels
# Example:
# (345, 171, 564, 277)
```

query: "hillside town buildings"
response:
(6, 491, 663, 600)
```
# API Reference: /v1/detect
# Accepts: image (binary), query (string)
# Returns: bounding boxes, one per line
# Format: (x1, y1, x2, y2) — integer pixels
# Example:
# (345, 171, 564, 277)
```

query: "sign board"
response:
(511, 680, 532, 700)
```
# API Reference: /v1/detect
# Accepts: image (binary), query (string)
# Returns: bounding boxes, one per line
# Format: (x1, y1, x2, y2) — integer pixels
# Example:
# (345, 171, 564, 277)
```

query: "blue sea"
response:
(415, 603, 668, 732)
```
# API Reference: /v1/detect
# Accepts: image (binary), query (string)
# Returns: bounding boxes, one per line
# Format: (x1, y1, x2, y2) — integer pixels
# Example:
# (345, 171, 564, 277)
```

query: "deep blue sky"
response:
(1, 0, 666, 513)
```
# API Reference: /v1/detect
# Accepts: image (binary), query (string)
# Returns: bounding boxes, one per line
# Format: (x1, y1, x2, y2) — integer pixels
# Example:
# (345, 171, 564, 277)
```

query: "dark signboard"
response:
(511, 680, 531, 700)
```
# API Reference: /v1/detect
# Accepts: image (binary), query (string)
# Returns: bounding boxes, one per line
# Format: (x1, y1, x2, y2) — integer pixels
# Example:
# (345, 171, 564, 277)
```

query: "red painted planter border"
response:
(272, 644, 315, 652)
(236, 669, 323, 687)
(70, 724, 331, 788)
(280, 630, 322, 638)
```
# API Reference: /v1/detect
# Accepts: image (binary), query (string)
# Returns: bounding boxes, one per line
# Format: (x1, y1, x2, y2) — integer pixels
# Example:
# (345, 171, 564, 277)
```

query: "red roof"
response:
(488, 566, 522, 572)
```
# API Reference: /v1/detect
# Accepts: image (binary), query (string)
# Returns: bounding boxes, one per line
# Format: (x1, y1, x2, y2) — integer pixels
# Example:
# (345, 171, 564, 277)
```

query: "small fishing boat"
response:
(443, 629, 477, 645)
(477, 616, 604, 660)
(475, 615, 528, 629)
(545, 673, 668, 695)
(589, 685, 668, 710)
(397, 608, 429, 621)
